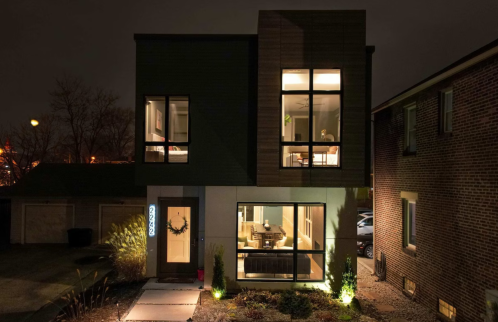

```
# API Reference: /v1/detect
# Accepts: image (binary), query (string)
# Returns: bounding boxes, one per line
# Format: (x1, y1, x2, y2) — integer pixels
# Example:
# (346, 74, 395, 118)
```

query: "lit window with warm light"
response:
(282, 69, 309, 91)
(439, 299, 456, 321)
(144, 96, 189, 163)
(281, 69, 341, 168)
(313, 69, 341, 91)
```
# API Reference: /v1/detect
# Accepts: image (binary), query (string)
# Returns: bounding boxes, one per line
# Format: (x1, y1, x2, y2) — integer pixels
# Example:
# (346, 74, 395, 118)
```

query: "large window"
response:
(440, 89, 453, 133)
(439, 299, 456, 321)
(281, 69, 341, 168)
(404, 104, 417, 154)
(237, 203, 325, 281)
(144, 96, 189, 163)
(403, 199, 416, 249)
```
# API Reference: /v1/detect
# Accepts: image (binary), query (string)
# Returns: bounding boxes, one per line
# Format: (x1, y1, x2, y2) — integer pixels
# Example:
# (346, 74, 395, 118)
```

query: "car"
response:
(357, 208, 373, 222)
(357, 234, 373, 259)
(357, 215, 373, 235)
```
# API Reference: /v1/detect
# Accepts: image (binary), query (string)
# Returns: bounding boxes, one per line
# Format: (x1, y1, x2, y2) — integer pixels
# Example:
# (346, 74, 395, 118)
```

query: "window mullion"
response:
(293, 204, 298, 282)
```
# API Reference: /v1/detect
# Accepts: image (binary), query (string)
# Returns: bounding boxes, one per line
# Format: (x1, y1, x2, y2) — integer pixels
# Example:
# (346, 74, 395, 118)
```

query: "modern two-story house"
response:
(135, 10, 373, 290)
(373, 38, 498, 321)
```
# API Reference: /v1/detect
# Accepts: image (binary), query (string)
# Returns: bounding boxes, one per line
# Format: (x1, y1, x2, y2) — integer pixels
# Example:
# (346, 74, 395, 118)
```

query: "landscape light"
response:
(214, 292, 221, 299)
(30, 119, 39, 127)
(341, 294, 352, 304)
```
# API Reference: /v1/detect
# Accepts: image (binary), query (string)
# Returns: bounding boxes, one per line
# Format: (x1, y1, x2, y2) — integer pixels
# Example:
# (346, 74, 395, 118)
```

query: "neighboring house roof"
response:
(372, 37, 498, 114)
(9, 164, 146, 198)
(0, 186, 12, 198)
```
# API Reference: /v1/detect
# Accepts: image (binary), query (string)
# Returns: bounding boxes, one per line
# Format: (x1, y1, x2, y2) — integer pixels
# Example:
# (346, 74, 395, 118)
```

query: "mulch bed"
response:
(54, 272, 146, 322)
(192, 291, 364, 322)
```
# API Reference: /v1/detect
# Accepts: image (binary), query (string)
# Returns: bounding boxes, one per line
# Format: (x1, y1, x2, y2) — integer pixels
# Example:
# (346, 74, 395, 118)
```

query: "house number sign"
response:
(149, 204, 156, 237)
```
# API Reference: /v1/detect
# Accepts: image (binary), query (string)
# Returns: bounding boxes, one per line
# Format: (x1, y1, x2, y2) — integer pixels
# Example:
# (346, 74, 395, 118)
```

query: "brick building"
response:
(372, 38, 498, 321)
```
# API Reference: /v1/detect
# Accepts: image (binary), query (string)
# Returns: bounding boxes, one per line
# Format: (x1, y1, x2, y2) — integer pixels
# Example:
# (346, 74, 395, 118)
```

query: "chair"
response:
(275, 236, 302, 250)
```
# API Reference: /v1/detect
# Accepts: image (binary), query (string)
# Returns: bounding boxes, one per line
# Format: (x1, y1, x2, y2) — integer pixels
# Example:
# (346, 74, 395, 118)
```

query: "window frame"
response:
(235, 202, 326, 282)
(403, 198, 417, 250)
(143, 95, 191, 164)
(438, 298, 457, 321)
(404, 103, 417, 155)
(280, 68, 343, 169)
(439, 88, 453, 134)
(403, 277, 416, 294)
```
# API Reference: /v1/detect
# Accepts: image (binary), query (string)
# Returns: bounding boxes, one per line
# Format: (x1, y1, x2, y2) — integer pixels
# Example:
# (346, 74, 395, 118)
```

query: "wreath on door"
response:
(167, 217, 189, 235)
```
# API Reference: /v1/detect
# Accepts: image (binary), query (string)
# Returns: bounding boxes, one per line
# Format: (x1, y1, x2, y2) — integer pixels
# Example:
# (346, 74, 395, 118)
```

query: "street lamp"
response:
(31, 119, 39, 127)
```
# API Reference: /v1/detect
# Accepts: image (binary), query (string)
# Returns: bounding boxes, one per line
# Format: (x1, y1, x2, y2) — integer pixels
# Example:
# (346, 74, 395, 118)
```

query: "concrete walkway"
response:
(125, 278, 202, 321)
(358, 257, 375, 273)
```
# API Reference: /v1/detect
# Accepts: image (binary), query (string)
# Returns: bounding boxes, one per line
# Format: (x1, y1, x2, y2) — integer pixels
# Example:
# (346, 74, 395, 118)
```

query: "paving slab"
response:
(125, 304, 196, 321)
(362, 291, 378, 300)
(376, 304, 395, 312)
(142, 278, 204, 290)
(137, 290, 199, 305)
(357, 282, 368, 288)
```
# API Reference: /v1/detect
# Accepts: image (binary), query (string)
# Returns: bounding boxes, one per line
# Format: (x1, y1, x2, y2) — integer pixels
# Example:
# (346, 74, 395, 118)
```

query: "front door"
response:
(158, 198, 198, 278)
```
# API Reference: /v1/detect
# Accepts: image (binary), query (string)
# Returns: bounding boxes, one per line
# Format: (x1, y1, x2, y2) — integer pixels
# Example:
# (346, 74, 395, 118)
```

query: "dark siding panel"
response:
(257, 10, 369, 187)
(135, 37, 257, 186)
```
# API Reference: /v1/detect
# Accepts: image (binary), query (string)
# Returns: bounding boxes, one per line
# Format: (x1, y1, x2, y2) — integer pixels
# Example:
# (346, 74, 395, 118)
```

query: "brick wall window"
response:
(402, 198, 417, 249)
(440, 89, 453, 133)
(404, 103, 417, 154)
(438, 299, 456, 321)
(403, 277, 416, 294)
(281, 69, 341, 168)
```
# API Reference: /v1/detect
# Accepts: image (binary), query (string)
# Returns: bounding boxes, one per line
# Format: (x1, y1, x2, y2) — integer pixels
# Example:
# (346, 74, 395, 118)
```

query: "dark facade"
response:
(373, 40, 498, 321)
(135, 11, 373, 188)
(135, 35, 257, 186)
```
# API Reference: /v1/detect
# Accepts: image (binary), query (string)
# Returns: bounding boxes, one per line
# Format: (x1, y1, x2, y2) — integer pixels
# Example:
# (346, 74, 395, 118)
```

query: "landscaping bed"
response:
(54, 272, 146, 322)
(193, 289, 364, 322)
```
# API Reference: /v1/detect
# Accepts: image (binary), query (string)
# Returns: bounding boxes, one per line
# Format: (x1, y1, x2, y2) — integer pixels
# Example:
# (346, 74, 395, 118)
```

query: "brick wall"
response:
(374, 54, 498, 321)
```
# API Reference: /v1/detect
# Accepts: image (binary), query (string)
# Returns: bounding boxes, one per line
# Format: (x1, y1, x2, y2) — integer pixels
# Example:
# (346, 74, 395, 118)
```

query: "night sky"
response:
(1, 0, 497, 127)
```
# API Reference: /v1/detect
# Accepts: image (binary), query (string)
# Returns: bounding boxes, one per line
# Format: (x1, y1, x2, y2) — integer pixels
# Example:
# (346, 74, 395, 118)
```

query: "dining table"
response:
(252, 224, 284, 248)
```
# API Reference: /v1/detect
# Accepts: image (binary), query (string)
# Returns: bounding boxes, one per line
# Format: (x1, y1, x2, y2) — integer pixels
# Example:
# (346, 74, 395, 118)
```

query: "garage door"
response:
(100, 205, 145, 243)
(25, 205, 74, 243)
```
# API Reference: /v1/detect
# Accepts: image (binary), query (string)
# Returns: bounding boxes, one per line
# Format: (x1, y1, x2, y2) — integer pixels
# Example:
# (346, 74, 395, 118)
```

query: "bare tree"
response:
(50, 74, 90, 163)
(103, 106, 135, 160)
(50, 75, 119, 163)
(0, 113, 62, 184)
(83, 88, 119, 162)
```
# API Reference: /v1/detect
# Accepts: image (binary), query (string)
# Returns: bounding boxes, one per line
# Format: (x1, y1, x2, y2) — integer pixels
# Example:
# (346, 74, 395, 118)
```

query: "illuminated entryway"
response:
(158, 198, 199, 278)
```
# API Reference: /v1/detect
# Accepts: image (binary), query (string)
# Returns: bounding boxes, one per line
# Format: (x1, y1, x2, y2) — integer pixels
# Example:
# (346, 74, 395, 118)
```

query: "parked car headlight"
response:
(356, 241, 363, 246)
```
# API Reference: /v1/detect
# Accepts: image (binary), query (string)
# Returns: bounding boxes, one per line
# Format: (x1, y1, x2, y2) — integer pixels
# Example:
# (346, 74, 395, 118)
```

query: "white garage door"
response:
(100, 205, 145, 243)
(24, 205, 74, 243)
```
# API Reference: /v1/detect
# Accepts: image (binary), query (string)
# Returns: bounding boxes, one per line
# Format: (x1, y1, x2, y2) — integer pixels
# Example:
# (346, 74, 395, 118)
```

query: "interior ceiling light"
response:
(283, 74, 302, 84)
(315, 74, 340, 84)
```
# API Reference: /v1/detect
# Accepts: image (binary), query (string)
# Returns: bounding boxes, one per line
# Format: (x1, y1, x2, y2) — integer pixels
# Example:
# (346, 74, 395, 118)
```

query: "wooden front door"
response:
(158, 198, 198, 278)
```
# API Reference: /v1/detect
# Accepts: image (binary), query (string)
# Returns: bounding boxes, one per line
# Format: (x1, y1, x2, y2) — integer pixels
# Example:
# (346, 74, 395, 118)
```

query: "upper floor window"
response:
(404, 104, 416, 154)
(281, 69, 341, 168)
(144, 96, 189, 163)
(440, 89, 453, 133)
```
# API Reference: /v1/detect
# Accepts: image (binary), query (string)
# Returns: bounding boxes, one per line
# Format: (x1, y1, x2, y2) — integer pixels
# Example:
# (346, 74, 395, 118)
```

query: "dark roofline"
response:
(373, 37, 498, 114)
(134, 34, 257, 41)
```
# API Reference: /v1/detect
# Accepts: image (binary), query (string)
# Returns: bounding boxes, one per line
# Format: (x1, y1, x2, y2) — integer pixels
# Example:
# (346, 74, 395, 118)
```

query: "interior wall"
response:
(262, 206, 283, 226)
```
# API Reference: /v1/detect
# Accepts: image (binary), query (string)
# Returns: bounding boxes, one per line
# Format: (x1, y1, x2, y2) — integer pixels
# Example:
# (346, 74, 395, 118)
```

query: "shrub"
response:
(350, 297, 361, 312)
(339, 256, 357, 304)
(233, 289, 280, 308)
(338, 314, 352, 321)
(278, 290, 313, 320)
(301, 287, 335, 310)
(53, 270, 109, 321)
(316, 311, 337, 322)
(211, 244, 226, 299)
(245, 308, 264, 319)
(106, 214, 147, 282)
